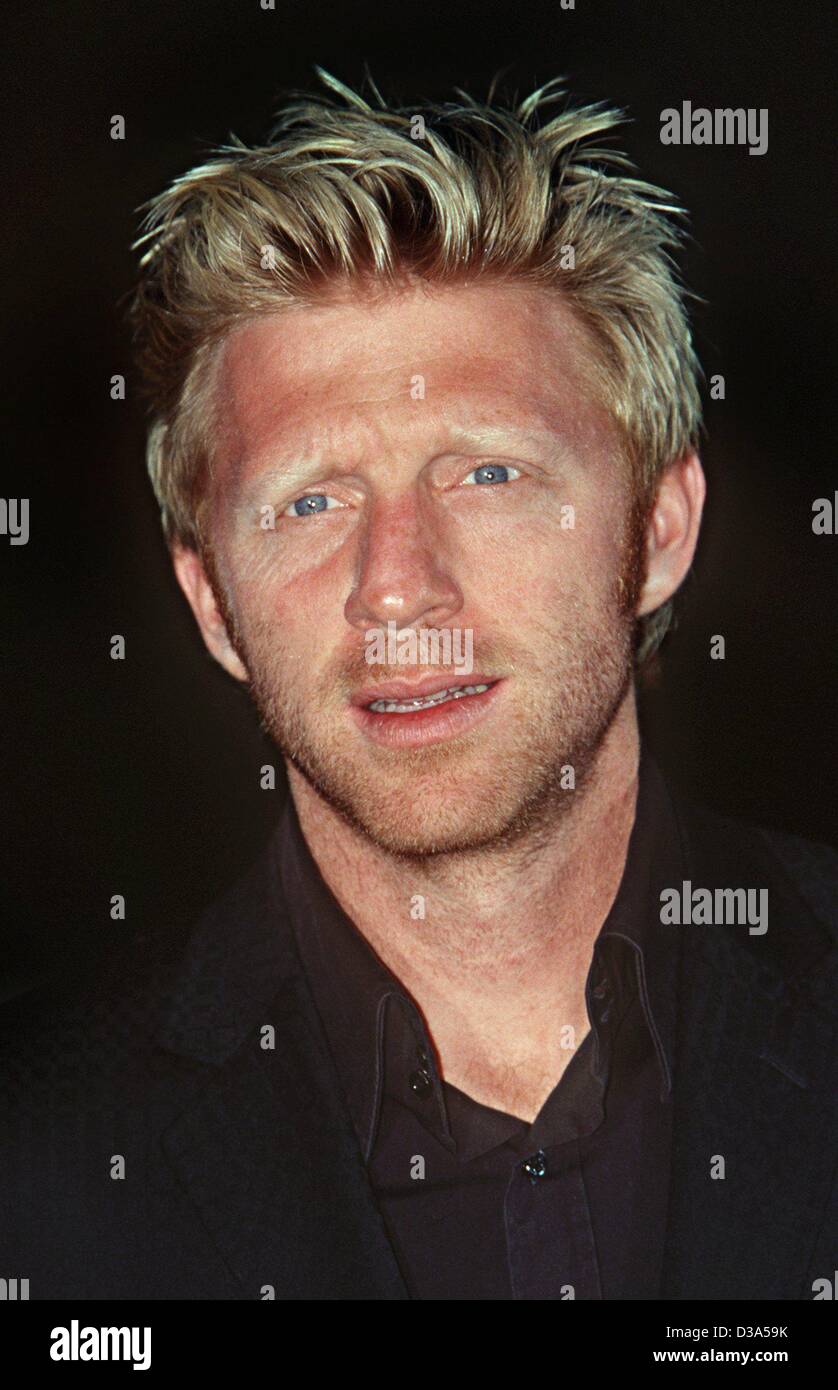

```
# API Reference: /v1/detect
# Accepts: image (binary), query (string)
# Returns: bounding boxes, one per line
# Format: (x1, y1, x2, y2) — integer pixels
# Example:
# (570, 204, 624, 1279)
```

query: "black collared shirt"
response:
(278, 748, 684, 1299)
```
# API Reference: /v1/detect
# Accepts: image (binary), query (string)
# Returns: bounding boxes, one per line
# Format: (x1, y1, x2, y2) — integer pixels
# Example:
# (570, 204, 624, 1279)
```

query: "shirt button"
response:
(592, 977, 609, 1000)
(522, 1149, 548, 1183)
(409, 1069, 432, 1098)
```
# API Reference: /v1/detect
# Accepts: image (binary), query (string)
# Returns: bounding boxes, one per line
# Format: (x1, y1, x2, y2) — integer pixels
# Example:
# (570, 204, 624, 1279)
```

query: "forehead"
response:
(212, 279, 611, 466)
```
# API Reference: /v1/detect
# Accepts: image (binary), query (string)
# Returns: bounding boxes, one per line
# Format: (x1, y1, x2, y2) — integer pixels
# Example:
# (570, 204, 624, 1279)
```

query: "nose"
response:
(344, 492, 464, 634)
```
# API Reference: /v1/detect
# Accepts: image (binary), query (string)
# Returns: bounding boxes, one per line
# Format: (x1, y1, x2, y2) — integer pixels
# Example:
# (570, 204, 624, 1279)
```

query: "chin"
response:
(323, 765, 562, 859)
(290, 752, 512, 857)
(356, 821, 506, 860)
(357, 807, 506, 859)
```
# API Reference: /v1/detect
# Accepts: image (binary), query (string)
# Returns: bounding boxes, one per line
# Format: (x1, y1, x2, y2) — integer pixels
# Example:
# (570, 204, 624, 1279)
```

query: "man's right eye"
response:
(283, 494, 342, 517)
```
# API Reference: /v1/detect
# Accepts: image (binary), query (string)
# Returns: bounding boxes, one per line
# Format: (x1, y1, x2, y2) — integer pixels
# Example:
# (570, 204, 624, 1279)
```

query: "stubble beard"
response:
(246, 618, 634, 859)
(208, 499, 648, 860)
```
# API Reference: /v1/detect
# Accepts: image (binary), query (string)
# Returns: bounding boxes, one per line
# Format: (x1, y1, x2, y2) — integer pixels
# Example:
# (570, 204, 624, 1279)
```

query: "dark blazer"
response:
(1, 785, 836, 1300)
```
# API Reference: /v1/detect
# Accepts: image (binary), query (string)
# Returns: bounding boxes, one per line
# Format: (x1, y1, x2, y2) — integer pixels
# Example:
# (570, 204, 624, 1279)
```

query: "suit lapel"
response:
(154, 833, 409, 1299)
(661, 804, 838, 1300)
(152, 793, 836, 1300)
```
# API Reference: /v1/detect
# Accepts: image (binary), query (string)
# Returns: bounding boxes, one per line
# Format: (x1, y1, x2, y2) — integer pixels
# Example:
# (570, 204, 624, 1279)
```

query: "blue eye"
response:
(463, 463, 520, 486)
(284, 494, 341, 517)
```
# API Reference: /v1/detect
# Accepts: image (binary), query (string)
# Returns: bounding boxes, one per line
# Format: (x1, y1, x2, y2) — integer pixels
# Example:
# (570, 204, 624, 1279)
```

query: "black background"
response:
(2, 0, 835, 993)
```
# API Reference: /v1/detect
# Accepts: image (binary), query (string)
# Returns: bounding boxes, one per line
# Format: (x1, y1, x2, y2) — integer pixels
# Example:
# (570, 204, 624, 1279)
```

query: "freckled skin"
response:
(204, 281, 641, 855)
(175, 279, 704, 1117)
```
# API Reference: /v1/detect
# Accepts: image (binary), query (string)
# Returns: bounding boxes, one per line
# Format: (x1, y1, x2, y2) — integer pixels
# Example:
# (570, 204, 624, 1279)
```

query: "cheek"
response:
(447, 456, 627, 585)
(218, 531, 350, 665)
(467, 508, 623, 621)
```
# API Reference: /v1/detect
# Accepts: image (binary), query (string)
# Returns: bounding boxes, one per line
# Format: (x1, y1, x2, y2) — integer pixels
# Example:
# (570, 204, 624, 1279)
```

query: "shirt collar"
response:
(598, 746, 686, 1100)
(278, 800, 400, 1159)
(278, 743, 685, 1159)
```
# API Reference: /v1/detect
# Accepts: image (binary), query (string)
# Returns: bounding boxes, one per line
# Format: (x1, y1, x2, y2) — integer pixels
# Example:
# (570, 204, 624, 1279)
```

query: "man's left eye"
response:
(462, 464, 521, 486)
(283, 494, 342, 517)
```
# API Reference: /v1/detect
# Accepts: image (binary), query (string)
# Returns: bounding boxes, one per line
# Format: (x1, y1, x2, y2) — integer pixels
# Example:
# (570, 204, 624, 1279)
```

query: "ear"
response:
(637, 451, 706, 618)
(171, 544, 249, 682)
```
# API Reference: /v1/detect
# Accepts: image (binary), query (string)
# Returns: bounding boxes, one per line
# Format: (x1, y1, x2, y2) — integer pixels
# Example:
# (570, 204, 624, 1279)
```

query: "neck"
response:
(287, 691, 641, 1120)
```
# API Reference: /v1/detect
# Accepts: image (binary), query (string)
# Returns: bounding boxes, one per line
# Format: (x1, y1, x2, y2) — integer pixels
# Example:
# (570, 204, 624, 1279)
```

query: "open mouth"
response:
(366, 682, 495, 714)
(349, 674, 504, 747)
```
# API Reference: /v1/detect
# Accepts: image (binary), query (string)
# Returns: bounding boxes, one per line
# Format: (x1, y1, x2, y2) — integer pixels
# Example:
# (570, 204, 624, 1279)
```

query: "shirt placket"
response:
(503, 948, 624, 1300)
(505, 1133, 603, 1300)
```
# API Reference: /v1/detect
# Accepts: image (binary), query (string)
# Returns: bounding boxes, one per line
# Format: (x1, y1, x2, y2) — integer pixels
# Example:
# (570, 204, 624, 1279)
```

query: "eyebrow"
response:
(446, 421, 564, 451)
(237, 457, 329, 509)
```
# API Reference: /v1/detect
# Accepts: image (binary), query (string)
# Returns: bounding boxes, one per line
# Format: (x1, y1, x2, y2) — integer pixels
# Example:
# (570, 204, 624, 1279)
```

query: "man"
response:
(1, 71, 836, 1300)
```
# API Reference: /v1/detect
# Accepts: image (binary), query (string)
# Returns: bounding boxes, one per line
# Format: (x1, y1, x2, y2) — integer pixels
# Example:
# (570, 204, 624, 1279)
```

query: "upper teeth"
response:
(368, 684, 490, 713)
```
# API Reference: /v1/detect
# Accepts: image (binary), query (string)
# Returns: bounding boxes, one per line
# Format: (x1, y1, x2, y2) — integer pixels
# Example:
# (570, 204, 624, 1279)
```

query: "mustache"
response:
(329, 634, 516, 698)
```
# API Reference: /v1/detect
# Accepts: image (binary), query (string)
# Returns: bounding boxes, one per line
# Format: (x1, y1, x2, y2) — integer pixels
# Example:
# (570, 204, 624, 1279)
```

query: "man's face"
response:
(197, 280, 645, 855)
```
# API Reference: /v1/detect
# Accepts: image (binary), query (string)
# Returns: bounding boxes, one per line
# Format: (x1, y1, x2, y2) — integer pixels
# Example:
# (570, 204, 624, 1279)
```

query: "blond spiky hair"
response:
(131, 68, 703, 661)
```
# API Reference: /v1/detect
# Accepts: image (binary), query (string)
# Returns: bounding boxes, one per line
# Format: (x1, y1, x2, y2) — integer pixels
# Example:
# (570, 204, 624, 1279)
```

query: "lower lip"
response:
(350, 681, 505, 748)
